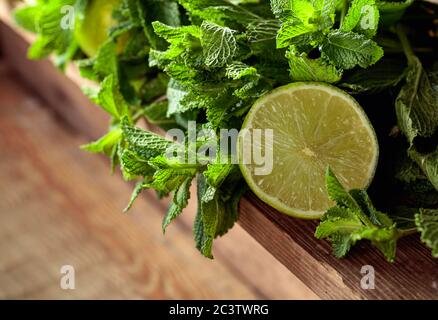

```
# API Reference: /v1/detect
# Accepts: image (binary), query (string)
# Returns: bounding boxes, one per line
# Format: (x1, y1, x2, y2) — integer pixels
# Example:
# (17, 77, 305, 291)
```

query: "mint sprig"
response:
(316, 168, 401, 262)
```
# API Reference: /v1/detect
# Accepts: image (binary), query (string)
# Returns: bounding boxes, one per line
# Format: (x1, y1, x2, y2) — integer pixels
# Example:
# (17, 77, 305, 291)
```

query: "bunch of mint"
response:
(13, 0, 438, 261)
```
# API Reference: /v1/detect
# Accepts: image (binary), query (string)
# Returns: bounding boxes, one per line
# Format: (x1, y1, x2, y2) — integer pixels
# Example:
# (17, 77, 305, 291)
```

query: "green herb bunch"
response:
(14, 0, 438, 261)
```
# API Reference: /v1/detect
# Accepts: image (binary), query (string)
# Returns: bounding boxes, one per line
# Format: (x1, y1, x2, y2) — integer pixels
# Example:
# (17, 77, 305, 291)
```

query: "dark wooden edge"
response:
(1, 9, 438, 300)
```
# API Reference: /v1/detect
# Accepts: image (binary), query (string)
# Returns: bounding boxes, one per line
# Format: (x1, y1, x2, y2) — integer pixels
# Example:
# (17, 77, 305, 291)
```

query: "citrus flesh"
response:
(238, 83, 379, 219)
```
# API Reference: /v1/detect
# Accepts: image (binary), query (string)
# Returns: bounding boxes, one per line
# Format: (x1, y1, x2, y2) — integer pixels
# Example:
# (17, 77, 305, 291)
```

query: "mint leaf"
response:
(81, 127, 122, 155)
(321, 30, 383, 69)
(204, 163, 235, 188)
(225, 62, 259, 80)
(395, 27, 438, 191)
(119, 148, 155, 180)
(275, 0, 335, 49)
(286, 50, 342, 83)
(409, 148, 438, 191)
(124, 180, 145, 212)
(277, 22, 319, 49)
(341, 0, 380, 38)
(194, 169, 245, 258)
(316, 168, 400, 262)
(415, 209, 438, 257)
(395, 56, 438, 144)
(93, 39, 119, 78)
(326, 167, 361, 210)
(340, 58, 406, 94)
(178, 0, 262, 25)
(17, 0, 78, 65)
(163, 177, 193, 233)
(93, 75, 130, 120)
(201, 22, 238, 68)
(122, 121, 173, 159)
(146, 156, 198, 193)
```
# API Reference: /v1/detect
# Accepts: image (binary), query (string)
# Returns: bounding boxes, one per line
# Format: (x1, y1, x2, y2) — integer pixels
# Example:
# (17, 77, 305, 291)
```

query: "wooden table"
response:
(1, 2, 437, 299)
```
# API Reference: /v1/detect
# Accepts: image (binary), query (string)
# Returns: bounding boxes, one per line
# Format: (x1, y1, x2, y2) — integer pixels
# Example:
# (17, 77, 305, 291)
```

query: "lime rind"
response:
(238, 82, 379, 219)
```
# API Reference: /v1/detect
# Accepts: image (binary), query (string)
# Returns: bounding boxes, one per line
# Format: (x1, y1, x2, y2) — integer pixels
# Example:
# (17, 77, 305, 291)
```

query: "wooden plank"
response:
(240, 194, 438, 299)
(2, 2, 438, 300)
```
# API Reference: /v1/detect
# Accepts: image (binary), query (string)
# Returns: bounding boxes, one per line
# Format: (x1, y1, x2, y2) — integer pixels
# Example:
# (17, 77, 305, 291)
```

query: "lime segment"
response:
(238, 83, 379, 219)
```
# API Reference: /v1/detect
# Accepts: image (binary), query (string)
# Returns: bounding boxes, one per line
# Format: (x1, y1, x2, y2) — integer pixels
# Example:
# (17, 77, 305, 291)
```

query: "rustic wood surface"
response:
(1, 1, 438, 300)
(240, 194, 438, 299)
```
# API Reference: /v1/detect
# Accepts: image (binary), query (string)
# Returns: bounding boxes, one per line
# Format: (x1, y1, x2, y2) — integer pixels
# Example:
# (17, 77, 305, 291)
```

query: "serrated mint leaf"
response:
(81, 128, 122, 155)
(321, 30, 383, 69)
(246, 20, 279, 43)
(396, 56, 438, 144)
(317, 168, 399, 262)
(415, 209, 438, 257)
(119, 148, 155, 180)
(340, 59, 406, 94)
(277, 21, 318, 48)
(409, 148, 438, 191)
(275, 0, 335, 48)
(152, 21, 201, 43)
(225, 62, 259, 80)
(270, 0, 290, 18)
(166, 79, 193, 117)
(341, 0, 380, 38)
(201, 21, 237, 68)
(21, 0, 78, 65)
(204, 163, 235, 188)
(124, 180, 145, 212)
(286, 50, 341, 83)
(146, 167, 196, 194)
(163, 177, 192, 232)
(178, 0, 262, 25)
(95, 75, 130, 119)
(194, 170, 245, 258)
(331, 234, 354, 258)
(122, 121, 173, 159)
(395, 30, 438, 191)
(349, 189, 394, 227)
(93, 39, 118, 78)
(315, 207, 362, 239)
(325, 167, 359, 210)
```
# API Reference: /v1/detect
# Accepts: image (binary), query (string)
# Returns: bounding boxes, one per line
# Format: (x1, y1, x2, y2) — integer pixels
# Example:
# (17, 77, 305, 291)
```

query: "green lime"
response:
(75, 0, 121, 57)
(238, 82, 379, 219)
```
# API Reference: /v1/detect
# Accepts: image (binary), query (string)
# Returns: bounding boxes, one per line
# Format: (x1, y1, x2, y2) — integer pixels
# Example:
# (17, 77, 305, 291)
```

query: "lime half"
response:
(238, 82, 379, 219)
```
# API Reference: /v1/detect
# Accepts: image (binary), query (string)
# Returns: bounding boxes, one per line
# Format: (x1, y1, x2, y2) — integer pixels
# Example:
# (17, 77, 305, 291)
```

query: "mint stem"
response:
(340, 0, 349, 27)
(396, 24, 415, 63)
